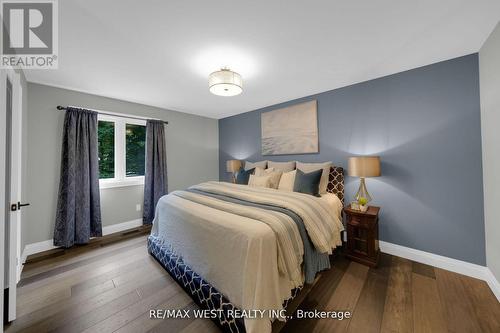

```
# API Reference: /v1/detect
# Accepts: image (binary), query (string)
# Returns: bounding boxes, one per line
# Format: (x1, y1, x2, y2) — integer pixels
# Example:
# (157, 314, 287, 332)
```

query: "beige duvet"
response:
(150, 181, 343, 333)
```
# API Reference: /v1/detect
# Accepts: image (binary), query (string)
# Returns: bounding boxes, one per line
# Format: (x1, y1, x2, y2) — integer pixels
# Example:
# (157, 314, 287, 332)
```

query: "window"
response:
(98, 121, 115, 179)
(126, 124, 146, 177)
(97, 115, 146, 188)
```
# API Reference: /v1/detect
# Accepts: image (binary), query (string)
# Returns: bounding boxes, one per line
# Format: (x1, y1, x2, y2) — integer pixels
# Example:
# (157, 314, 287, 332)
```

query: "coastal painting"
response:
(261, 100, 318, 155)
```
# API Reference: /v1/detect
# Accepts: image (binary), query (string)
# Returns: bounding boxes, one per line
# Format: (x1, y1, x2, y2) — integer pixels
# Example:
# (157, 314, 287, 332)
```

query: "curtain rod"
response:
(56, 105, 168, 124)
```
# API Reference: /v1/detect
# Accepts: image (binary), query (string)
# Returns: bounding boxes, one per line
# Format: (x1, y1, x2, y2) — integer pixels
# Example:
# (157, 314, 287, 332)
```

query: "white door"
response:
(1, 68, 24, 323)
(0, 69, 7, 330)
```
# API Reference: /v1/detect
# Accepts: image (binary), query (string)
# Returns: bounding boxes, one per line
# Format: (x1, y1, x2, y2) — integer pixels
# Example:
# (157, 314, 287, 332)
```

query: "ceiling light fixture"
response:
(208, 68, 243, 96)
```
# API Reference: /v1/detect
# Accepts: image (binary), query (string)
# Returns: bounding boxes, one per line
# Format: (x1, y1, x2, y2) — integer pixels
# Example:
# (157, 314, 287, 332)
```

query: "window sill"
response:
(100, 179, 145, 189)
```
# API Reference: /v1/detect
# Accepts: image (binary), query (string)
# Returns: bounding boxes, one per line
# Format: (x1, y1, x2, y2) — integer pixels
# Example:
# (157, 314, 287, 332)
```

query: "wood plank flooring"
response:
(4, 232, 499, 333)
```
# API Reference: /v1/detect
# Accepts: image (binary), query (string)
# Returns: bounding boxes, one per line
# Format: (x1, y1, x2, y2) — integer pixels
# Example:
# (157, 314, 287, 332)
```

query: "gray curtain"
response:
(143, 120, 168, 224)
(54, 108, 102, 247)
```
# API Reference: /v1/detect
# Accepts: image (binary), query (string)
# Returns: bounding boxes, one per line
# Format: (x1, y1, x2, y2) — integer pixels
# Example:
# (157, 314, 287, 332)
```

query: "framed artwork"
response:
(261, 100, 318, 155)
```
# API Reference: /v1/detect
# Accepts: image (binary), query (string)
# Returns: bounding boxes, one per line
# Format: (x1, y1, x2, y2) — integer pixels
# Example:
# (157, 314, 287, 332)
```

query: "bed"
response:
(147, 166, 345, 333)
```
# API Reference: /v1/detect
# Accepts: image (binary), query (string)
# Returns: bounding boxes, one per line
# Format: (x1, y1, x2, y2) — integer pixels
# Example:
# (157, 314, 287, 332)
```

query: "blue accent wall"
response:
(218, 54, 485, 265)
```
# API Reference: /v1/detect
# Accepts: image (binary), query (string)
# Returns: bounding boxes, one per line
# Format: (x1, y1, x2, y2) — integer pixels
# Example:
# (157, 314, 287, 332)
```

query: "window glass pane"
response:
(98, 121, 115, 179)
(126, 124, 146, 177)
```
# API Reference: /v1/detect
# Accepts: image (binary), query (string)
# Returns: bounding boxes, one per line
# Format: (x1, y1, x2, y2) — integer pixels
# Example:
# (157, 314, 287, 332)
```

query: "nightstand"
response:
(344, 206, 380, 267)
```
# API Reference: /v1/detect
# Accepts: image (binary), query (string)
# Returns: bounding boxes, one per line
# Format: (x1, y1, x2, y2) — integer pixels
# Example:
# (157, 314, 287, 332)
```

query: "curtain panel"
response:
(54, 108, 102, 247)
(143, 120, 168, 224)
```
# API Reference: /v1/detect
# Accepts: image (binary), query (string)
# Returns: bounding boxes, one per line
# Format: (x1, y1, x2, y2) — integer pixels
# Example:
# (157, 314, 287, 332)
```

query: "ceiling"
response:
(25, 0, 500, 119)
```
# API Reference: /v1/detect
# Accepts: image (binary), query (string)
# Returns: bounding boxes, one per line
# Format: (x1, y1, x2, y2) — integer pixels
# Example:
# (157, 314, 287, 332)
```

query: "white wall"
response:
(479, 22, 500, 283)
(25, 83, 219, 247)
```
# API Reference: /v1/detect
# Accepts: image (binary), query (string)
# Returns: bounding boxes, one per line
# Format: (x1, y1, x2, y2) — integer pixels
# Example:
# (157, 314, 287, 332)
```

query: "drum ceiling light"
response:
(208, 68, 243, 96)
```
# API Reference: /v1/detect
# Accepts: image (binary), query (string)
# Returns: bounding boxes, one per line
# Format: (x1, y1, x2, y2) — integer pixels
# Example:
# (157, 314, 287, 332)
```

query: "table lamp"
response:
(348, 156, 381, 203)
(226, 160, 242, 183)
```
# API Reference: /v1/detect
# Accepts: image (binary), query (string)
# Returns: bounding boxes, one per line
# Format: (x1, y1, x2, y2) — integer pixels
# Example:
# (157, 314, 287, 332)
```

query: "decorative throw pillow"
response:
(255, 167, 282, 189)
(235, 167, 255, 185)
(253, 166, 269, 176)
(248, 174, 272, 188)
(267, 161, 296, 172)
(296, 161, 332, 194)
(278, 170, 297, 191)
(293, 169, 323, 197)
(244, 160, 267, 170)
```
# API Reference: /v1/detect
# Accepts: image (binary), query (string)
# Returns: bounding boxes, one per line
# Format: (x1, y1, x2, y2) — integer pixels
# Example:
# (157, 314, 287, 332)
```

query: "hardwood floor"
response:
(5, 232, 499, 333)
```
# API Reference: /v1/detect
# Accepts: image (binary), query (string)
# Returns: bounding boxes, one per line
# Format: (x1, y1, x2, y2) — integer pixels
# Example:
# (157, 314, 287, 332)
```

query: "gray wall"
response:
(219, 54, 485, 265)
(480, 23, 500, 281)
(25, 83, 219, 246)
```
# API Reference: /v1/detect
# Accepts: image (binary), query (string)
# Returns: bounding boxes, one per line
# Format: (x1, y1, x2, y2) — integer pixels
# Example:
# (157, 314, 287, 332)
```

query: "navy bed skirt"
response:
(147, 235, 300, 333)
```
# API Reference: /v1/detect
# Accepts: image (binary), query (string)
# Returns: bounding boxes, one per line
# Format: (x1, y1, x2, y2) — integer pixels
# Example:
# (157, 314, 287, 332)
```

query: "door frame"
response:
(0, 68, 6, 331)
(9, 70, 22, 286)
(1, 67, 23, 324)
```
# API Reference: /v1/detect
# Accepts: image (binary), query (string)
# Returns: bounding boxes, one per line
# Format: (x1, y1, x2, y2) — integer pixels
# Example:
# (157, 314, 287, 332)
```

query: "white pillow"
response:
(267, 161, 296, 172)
(255, 167, 282, 189)
(253, 166, 268, 176)
(245, 160, 267, 170)
(278, 170, 297, 191)
(248, 174, 271, 188)
(296, 161, 332, 194)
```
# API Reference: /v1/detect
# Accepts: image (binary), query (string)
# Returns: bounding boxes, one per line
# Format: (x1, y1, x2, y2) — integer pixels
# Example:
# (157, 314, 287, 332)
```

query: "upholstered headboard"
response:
(327, 166, 345, 205)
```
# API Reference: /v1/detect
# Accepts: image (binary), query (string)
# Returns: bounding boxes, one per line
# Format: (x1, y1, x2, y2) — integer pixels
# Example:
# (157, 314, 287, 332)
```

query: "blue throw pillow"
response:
(293, 169, 322, 197)
(235, 167, 255, 185)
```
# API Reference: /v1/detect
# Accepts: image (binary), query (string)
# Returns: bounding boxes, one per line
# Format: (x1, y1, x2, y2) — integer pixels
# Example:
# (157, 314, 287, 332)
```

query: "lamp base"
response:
(354, 177, 372, 203)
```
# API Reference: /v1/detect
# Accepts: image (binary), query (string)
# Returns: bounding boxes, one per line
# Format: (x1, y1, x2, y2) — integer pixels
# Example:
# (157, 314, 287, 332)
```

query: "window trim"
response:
(98, 114, 146, 189)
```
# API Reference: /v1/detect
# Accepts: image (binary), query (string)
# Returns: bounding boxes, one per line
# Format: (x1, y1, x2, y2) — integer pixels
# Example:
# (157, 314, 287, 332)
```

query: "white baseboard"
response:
(379, 241, 500, 301)
(18, 239, 58, 283)
(102, 219, 142, 235)
(379, 241, 487, 279)
(484, 268, 500, 301)
(19, 218, 144, 274)
(21, 239, 57, 265)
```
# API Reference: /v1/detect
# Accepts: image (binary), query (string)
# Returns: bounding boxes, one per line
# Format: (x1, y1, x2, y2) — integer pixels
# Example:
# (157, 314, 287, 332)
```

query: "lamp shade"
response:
(226, 160, 242, 173)
(209, 68, 243, 96)
(348, 156, 381, 177)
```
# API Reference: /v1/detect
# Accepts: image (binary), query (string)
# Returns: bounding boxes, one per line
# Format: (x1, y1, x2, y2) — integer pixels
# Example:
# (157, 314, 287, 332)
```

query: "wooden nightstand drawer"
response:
(350, 215, 363, 224)
(349, 214, 375, 227)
